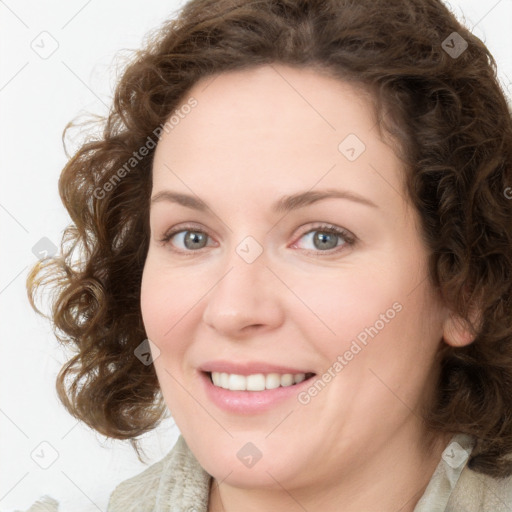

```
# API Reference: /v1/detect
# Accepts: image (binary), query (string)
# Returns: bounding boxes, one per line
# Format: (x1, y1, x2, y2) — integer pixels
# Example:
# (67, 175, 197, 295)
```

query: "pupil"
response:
(315, 232, 336, 250)
(185, 231, 206, 249)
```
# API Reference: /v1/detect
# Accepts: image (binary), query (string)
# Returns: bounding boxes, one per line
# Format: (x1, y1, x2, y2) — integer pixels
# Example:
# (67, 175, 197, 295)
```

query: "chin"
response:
(189, 433, 312, 489)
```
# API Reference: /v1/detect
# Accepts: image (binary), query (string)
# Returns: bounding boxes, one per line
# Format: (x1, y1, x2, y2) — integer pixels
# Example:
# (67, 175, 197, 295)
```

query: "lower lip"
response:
(200, 371, 316, 414)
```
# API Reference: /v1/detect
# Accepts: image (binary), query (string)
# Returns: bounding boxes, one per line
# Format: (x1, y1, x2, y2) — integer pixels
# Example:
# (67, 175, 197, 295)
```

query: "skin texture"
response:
(140, 64, 472, 512)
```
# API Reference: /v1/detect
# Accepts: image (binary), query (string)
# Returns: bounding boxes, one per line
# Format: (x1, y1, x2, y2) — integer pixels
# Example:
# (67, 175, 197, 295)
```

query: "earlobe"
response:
(442, 310, 480, 347)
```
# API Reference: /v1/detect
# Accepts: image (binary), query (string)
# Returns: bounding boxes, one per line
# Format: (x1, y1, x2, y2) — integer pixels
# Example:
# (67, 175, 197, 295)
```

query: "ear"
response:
(442, 309, 480, 347)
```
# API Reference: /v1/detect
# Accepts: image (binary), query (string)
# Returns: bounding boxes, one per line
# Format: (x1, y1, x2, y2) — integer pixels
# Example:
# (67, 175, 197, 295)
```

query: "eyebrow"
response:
(150, 188, 378, 214)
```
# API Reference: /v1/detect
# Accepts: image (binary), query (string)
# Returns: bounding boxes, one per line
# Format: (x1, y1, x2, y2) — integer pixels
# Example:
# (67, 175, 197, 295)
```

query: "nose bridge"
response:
(202, 234, 283, 334)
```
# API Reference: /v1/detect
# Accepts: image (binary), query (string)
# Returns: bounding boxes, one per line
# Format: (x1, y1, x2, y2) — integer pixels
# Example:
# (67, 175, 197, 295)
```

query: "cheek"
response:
(300, 262, 441, 373)
(140, 254, 214, 387)
(294, 268, 403, 353)
(140, 264, 186, 375)
(140, 261, 191, 402)
(140, 256, 199, 342)
(140, 263, 167, 339)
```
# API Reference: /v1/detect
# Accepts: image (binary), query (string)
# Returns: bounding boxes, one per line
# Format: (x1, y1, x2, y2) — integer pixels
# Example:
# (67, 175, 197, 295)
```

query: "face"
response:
(141, 64, 449, 491)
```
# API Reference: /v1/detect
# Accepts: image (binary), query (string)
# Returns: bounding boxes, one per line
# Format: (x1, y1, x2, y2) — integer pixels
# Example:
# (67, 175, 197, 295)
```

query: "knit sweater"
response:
(105, 433, 512, 512)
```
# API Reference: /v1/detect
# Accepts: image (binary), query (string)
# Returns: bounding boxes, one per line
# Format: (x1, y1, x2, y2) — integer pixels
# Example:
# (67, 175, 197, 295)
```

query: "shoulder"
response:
(107, 435, 211, 512)
(448, 466, 512, 511)
(14, 496, 60, 512)
(106, 450, 170, 512)
(446, 434, 512, 511)
(416, 434, 512, 512)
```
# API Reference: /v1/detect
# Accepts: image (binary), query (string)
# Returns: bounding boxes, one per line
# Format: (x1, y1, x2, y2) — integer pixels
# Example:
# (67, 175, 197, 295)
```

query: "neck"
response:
(207, 427, 452, 512)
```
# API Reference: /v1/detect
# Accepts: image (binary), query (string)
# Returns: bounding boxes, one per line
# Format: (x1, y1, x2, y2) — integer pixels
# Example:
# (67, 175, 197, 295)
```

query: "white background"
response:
(1, 1, 511, 511)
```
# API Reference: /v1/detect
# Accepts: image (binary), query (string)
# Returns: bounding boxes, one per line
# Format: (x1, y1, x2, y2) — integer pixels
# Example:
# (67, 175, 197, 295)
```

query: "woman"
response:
(27, 0, 512, 510)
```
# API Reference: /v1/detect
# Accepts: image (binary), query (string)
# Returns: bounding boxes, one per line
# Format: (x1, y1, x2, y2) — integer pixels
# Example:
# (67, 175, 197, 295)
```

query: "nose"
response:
(201, 244, 285, 337)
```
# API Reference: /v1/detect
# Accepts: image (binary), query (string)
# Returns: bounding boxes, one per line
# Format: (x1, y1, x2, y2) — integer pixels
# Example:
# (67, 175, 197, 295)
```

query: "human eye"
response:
(158, 223, 216, 255)
(291, 223, 356, 256)
(157, 222, 356, 257)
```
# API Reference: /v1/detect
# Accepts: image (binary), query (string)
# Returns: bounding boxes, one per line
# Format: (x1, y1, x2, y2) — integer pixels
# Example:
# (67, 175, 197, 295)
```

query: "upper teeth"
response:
(211, 372, 307, 391)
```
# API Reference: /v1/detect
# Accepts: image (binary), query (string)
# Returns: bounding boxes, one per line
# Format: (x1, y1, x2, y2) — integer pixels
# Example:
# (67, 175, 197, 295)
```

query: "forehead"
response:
(151, 64, 406, 213)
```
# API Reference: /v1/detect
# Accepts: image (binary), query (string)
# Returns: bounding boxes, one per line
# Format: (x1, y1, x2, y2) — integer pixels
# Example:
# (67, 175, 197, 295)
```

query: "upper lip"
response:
(200, 360, 315, 376)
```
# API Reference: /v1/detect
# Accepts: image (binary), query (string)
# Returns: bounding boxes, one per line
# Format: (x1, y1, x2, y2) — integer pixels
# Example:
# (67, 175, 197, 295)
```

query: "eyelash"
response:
(158, 222, 356, 257)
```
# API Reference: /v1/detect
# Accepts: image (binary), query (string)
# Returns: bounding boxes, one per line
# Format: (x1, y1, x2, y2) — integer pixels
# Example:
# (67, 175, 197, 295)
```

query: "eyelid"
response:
(159, 222, 214, 246)
(291, 223, 356, 252)
(299, 222, 355, 241)
(158, 222, 357, 255)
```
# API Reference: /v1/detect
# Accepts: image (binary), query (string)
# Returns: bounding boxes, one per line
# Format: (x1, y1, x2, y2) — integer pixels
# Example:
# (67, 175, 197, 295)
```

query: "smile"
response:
(200, 369, 317, 414)
(209, 371, 315, 391)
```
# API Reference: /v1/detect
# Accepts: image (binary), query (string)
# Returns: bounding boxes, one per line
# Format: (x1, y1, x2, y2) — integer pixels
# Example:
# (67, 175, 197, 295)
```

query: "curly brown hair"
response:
(26, 0, 512, 477)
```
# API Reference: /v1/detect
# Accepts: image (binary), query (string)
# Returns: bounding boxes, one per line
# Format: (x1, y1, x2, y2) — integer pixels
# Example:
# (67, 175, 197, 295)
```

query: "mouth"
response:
(204, 371, 316, 391)
(199, 366, 318, 414)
